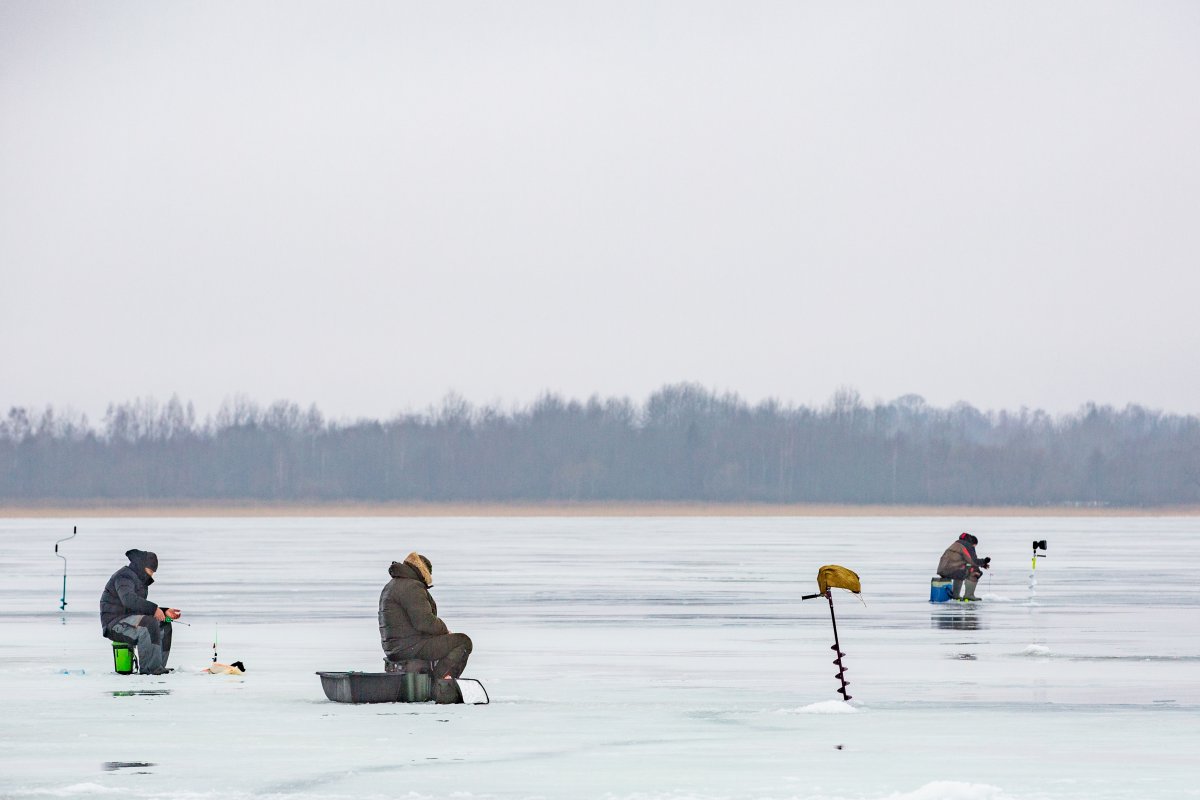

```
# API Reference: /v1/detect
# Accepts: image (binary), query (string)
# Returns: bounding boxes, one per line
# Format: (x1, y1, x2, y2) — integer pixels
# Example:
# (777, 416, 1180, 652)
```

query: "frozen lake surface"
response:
(1, 516, 1197, 800)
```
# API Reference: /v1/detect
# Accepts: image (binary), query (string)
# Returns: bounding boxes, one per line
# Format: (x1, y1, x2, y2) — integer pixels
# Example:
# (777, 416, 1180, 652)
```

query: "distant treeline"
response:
(2, 385, 1198, 506)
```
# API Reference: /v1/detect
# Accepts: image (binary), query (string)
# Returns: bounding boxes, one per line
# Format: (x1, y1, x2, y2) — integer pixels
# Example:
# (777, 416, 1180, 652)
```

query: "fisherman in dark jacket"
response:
(937, 533, 991, 601)
(379, 552, 472, 683)
(100, 549, 181, 674)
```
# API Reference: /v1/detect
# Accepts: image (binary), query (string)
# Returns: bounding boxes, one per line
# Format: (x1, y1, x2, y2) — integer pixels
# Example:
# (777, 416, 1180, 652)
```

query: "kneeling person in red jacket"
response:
(937, 533, 991, 601)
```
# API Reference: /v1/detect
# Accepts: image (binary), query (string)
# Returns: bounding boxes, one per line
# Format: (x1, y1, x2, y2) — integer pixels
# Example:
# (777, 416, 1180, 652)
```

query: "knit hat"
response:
(404, 552, 433, 587)
(959, 533, 979, 546)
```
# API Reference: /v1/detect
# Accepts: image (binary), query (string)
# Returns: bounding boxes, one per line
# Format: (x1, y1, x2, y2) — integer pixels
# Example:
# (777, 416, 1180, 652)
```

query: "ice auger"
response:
(802, 565, 861, 702)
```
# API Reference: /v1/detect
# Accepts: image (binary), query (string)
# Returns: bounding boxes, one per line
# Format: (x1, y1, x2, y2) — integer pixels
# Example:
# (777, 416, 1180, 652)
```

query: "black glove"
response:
(980, 557, 991, 569)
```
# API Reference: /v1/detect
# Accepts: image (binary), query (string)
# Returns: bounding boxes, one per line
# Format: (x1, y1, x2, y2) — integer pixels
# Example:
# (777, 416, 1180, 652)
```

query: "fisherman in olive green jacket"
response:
(378, 552, 472, 681)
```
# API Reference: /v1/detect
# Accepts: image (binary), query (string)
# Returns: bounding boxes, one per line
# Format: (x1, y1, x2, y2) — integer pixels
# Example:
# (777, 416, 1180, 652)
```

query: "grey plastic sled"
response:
(316, 671, 489, 705)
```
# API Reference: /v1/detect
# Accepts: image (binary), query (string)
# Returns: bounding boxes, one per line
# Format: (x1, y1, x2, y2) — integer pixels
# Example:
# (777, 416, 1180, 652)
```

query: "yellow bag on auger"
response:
(817, 564, 861, 595)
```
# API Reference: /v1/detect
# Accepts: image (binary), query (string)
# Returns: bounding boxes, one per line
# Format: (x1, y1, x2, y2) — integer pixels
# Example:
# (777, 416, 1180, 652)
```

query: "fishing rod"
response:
(1031, 539, 1048, 570)
(54, 526, 78, 612)
(1029, 539, 1048, 602)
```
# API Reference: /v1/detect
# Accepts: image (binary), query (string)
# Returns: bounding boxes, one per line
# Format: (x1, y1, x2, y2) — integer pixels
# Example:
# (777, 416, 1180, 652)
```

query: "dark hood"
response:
(126, 549, 158, 584)
(389, 561, 423, 583)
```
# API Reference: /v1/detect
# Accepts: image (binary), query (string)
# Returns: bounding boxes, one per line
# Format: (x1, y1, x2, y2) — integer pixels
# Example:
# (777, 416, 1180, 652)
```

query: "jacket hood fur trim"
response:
(403, 552, 433, 587)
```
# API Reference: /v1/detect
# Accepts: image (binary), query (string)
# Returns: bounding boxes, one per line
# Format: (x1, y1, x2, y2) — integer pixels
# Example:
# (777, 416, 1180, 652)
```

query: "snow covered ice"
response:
(1, 516, 1197, 800)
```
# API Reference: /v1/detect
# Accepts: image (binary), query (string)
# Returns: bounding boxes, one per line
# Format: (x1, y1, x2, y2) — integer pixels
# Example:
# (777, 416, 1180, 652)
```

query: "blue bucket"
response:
(929, 578, 954, 603)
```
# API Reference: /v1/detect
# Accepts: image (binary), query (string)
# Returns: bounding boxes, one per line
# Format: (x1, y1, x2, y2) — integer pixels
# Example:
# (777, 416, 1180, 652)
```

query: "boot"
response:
(951, 579, 964, 600)
(433, 677, 462, 705)
(962, 580, 981, 601)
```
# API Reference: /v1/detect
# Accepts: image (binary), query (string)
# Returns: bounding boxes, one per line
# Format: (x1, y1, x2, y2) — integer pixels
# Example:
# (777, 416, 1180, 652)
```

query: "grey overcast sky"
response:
(2, 2, 1198, 422)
